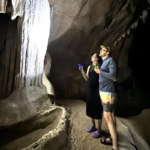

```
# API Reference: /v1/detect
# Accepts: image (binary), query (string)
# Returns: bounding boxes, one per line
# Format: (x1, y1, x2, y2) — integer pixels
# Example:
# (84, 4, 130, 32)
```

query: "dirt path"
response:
(56, 99, 143, 150)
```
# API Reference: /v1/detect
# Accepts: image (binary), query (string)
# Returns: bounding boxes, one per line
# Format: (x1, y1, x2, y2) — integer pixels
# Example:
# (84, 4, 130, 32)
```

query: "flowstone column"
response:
(0, 0, 52, 127)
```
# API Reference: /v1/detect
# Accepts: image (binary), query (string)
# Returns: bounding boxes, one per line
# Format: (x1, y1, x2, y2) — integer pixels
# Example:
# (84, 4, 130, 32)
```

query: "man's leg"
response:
(104, 111, 118, 149)
(109, 110, 116, 140)
(112, 110, 116, 128)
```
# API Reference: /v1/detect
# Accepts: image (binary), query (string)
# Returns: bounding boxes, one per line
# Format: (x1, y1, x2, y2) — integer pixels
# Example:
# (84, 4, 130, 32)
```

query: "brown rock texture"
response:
(47, 0, 149, 98)
(0, 0, 7, 13)
(0, 0, 52, 127)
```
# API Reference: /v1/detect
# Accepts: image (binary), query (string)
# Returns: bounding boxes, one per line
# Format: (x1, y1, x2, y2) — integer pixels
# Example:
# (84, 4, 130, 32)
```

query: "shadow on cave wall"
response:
(47, 28, 90, 99)
(46, 0, 150, 117)
(48, 14, 150, 117)
(0, 14, 19, 100)
(47, 0, 149, 101)
(115, 11, 150, 117)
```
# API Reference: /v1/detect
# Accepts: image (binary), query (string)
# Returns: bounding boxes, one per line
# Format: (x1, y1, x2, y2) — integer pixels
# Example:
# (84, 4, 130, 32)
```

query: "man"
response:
(94, 45, 119, 150)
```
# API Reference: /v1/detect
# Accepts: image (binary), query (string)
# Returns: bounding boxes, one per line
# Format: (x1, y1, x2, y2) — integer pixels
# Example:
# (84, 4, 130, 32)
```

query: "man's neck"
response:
(102, 55, 109, 60)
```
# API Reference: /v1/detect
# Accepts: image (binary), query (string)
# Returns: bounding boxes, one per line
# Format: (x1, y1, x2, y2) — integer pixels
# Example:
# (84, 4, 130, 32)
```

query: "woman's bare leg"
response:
(97, 119, 102, 132)
(91, 118, 96, 128)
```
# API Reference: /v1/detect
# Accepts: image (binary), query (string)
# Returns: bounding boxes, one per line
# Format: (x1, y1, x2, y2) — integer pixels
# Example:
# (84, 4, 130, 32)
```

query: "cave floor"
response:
(56, 99, 150, 150)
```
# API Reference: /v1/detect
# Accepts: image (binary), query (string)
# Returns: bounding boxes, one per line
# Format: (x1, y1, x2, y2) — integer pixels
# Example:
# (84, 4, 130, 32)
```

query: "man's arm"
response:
(100, 58, 117, 80)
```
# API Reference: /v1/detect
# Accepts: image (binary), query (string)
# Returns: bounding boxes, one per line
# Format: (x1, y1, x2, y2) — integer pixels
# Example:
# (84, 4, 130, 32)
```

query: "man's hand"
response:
(94, 68, 100, 74)
(113, 78, 119, 82)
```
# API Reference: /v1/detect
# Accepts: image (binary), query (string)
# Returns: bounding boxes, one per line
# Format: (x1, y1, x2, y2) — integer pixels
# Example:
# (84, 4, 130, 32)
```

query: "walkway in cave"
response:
(57, 99, 150, 150)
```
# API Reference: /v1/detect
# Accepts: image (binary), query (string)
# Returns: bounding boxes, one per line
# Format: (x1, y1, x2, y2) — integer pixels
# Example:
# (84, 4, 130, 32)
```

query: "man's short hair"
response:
(100, 45, 111, 53)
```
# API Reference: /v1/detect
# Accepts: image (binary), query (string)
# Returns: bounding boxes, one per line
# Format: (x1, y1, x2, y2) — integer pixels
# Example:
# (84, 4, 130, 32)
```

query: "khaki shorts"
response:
(99, 91, 117, 113)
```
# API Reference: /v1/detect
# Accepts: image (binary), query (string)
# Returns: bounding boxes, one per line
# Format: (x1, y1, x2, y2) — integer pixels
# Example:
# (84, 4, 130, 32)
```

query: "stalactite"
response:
(0, 0, 7, 13)
(130, 20, 139, 29)
(122, 33, 126, 38)
(117, 36, 122, 41)
(126, 29, 130, 35)
(112, 2, 150, 50)
(140, 10, 148, 23)
(114, 41, 117, 46)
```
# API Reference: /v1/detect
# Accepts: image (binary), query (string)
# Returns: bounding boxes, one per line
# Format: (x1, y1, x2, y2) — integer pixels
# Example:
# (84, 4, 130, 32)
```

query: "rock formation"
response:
(47, 0, 149, 99)
(0, 0, 52, 127)
(0, 0, 150, 149)
(0, 1, 69, 149)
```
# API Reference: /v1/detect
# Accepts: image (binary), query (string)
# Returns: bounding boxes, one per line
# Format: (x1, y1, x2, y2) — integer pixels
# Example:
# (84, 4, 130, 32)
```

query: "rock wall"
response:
(0, 0, 52, 127)
(0, 0, 7, 13)
(0, 14, 18, 99)
(47, 0, 149, 98)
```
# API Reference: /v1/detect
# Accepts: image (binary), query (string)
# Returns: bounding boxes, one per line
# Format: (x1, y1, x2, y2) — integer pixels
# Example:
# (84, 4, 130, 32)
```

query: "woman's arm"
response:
(80, 66, 90, 81)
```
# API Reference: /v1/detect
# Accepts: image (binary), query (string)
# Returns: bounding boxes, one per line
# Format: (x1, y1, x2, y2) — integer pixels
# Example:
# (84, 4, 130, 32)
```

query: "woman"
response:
(79, 53, 103, 138)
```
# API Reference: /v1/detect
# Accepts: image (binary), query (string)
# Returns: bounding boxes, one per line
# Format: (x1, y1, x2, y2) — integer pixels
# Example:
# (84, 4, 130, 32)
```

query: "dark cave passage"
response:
(129, 11, 150, 92)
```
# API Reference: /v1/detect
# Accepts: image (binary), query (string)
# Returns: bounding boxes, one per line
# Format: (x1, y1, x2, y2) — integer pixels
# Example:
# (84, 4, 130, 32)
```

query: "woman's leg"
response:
(91, 118, 96, 128)
(91, 119, 102, 138)
(97, 119, 102, 132)
(87, 118, 97, 132)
